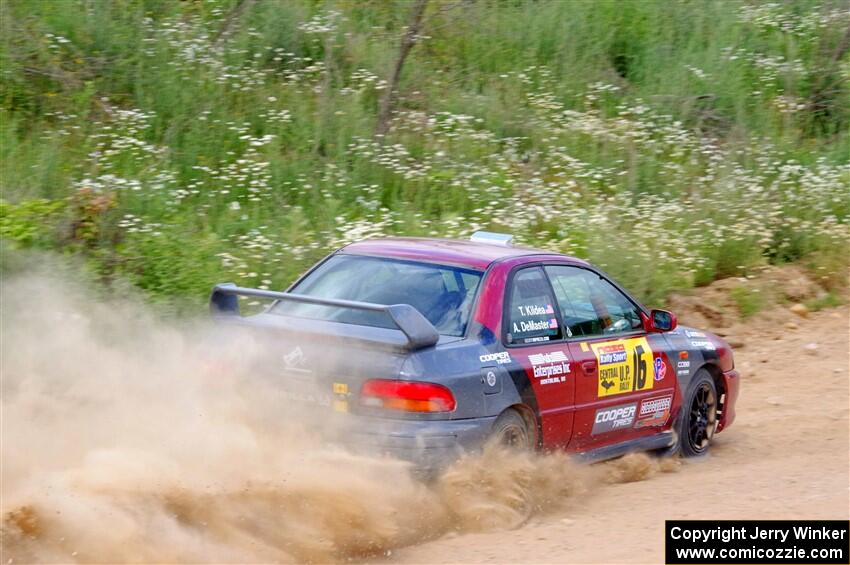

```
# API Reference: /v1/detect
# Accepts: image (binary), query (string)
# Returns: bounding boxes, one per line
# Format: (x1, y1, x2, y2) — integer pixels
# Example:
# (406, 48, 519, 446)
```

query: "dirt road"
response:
(2, 269, 848, 564)
(392, 304, 850, 564)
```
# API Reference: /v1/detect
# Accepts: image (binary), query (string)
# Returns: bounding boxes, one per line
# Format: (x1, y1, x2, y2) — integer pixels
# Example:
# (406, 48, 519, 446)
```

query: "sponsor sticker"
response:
(529, 350, 568, 365)
(529, 350, 570, 385)
(685, 330, 706, 338)
(635, 394, 673, 428)
(284, 346, 305, 368)
(523, 336, 550, 343)
(690, 339, 716, 351)
(279, 389, 330, 407)
(598, 343, 627, 365)
(639, 395, 672, 416)
(591, 337, 654, 397)
(517, 304, 555, 317)
(514, 319, 555, 333)
(480, 351, 511, 365)
(654, 356, 667, 381)
(592, 403, 637, 435)
(676, 359, 691, 377)
(282, 346, 312, 375)
(332, 382, 349, 412)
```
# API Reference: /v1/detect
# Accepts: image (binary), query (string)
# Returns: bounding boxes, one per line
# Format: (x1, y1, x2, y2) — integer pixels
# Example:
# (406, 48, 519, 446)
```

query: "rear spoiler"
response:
(209, 283, 440, 350)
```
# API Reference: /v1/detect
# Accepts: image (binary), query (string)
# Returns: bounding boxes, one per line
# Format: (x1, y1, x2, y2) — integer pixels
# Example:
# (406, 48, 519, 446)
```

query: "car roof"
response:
(339, 237, 587, 270)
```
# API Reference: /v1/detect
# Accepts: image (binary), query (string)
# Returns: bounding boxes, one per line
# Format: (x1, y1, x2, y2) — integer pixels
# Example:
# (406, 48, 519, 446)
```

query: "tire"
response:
(675, 370, 719, 457)
(488, 408, 534, 451)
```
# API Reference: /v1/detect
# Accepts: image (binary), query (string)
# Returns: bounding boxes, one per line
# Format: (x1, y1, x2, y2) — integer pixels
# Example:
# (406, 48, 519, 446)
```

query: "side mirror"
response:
(645, 309, 677, 332)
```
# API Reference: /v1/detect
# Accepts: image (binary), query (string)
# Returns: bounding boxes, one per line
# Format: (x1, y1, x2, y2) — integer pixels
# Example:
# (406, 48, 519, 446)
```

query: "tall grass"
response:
(1, 0, 848, 309)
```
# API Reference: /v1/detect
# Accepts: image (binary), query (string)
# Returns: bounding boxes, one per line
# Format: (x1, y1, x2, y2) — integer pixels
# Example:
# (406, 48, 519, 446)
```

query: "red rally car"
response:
(211, 232, 740, 469)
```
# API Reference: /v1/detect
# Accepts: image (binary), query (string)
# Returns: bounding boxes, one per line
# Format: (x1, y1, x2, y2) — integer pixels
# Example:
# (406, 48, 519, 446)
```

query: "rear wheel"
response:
(488, 408, 534, 450)
(479, 408, 536, 528)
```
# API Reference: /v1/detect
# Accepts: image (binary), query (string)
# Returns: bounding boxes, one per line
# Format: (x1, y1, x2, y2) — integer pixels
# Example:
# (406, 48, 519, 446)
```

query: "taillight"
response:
(360, 379, 456, 413)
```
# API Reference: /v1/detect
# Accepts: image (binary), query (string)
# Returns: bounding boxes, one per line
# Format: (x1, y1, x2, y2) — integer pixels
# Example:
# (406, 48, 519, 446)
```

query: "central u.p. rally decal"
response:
(591, 337, 654, 397)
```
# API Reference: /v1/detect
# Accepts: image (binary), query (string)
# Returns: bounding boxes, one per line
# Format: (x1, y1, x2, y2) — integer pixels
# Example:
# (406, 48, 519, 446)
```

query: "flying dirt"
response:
(1, 271, 676, 564)
(1, 267, 847, 564)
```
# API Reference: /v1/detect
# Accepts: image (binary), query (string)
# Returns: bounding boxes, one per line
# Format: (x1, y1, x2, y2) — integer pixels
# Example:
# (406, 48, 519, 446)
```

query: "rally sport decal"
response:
(591, 337, 654, 397)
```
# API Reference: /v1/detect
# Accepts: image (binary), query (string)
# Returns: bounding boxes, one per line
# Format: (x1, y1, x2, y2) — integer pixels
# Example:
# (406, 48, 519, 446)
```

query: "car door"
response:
(503, 266, 575, 448)
(544, 265, 676, 452)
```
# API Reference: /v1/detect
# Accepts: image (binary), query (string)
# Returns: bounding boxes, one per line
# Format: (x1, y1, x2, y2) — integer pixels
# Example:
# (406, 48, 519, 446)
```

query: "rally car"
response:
(210, 232, 739, 469)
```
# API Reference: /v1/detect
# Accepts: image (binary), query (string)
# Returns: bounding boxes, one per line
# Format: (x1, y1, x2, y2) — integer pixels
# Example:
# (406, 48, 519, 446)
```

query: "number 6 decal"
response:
(633, 345, 647, 390)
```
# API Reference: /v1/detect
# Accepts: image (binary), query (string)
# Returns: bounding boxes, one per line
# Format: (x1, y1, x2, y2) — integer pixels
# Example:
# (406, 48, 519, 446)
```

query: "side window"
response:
(545, 266, 643, 338)
(505, 267, 562, 345)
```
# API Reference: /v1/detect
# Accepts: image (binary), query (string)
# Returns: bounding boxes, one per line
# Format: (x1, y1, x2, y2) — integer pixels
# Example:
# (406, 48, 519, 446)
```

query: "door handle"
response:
(581, 361, 597, 375)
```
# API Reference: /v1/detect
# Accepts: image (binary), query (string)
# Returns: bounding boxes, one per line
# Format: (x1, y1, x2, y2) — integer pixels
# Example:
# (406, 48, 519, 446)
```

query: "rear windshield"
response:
(271, 255, 483, 337)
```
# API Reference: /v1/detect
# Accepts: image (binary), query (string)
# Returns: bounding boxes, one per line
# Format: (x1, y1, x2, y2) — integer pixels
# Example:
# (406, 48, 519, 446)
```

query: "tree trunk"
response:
(213, 0, 258, 48)
(374, 0, 429, 139)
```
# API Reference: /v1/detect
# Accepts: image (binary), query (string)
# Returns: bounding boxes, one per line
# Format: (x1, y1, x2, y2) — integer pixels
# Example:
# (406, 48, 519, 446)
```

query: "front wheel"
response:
(677, 370, 718, 457)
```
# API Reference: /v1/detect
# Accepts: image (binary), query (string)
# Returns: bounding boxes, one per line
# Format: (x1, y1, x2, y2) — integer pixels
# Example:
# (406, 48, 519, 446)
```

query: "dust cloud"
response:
(1, 272, 676, 563)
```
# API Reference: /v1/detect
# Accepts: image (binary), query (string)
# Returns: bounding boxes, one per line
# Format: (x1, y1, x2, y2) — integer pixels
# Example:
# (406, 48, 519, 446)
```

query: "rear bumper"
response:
(343, 414, 498, 472)
(717, 368, 740, 432)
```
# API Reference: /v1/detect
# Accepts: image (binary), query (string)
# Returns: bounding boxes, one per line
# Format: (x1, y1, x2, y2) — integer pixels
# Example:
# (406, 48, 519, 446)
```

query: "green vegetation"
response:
(730, 284, 767, 319)
(2, 0, 848, 310)
(805, 290, 846, 311)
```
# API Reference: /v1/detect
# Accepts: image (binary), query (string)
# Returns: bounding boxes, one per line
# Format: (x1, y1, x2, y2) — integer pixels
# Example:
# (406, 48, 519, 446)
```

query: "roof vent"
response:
(470, 231, 514, 246)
